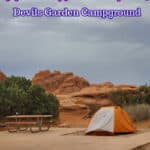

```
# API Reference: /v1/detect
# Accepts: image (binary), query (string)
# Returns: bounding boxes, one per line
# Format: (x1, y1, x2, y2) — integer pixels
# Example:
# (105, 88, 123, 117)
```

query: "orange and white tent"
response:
(86, 106, 136, 135)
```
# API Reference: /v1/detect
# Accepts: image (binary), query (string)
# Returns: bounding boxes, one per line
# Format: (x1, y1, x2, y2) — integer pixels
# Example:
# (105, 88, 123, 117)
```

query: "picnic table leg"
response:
(30, 118, 41, 133)
(41, 122, 50, 131)
(7, 124, 18, 133)
(30, 125, 40, 133)
(40, 119, 51, 132)
(7, 118, 19, 133)
(18, 126, 28, 132)
(18, 118, 29, 131)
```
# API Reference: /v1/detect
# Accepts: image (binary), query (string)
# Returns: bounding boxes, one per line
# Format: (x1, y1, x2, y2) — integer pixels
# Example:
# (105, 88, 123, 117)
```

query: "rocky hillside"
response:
(57, 82, 137, 110)
(32, 70, 138, 111)
(0, 71, 6, 81)
(32, 70, 90, 94)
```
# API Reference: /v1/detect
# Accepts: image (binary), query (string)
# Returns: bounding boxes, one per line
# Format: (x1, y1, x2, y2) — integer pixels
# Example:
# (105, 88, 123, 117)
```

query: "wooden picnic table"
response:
(6, 115, 53, 133)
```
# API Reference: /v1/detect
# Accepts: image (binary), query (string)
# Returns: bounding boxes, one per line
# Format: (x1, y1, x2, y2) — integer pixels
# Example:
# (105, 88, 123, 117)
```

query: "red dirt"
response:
(59, 110, 91, 128)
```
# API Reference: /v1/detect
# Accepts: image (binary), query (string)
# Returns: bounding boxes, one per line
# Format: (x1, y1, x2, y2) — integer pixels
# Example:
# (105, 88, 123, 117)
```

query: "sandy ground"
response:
(0, 128, 150, 150)
(133, 143, 150, 150)
(60, 111, 150, 128)
(1, 112, 150, 150)
(60, 110, 91, 127)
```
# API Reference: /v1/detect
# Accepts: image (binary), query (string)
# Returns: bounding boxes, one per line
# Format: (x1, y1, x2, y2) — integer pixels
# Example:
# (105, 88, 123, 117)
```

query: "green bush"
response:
(124, 104, 150, 122)
(139, 84, 150, 93)
(139, 85, 150, 104)
(109, 88, 150, 106)
(109, 90, 142, 106)
(0, 76, 59, 119)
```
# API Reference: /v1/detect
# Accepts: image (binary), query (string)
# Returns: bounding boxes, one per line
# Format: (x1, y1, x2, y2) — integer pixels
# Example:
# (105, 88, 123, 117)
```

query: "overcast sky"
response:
(0, 0, 150, 85)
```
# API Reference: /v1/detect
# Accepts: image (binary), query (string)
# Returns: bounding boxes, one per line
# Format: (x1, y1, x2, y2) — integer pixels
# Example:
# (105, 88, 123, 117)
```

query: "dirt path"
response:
(0, 128, 150, 150)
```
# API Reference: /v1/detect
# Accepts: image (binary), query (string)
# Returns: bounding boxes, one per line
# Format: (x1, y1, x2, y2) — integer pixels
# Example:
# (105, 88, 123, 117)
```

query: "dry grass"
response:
(124, 104, 150, 122)
(135, 119, 150, 128)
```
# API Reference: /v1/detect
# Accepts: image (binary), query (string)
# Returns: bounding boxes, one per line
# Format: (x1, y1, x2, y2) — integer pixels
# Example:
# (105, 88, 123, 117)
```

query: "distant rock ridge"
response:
(32, 70, 90, 94)
(32, 70, 138, 111)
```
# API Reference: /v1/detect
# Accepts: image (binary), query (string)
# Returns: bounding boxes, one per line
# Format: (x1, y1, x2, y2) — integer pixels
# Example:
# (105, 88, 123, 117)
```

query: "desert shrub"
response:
(124, 104, 150, 122)
(0, 76, 59, 119)
(109, 90, 142, 106)
(110, 88, 150, 107)
(143, 93, 150, 104)
(139, 84, 150, 104)
(139, 84, 150, 93)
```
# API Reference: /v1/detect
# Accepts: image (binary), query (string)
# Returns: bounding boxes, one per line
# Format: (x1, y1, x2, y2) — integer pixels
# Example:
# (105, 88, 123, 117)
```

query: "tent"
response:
(86, 106, 136, 135)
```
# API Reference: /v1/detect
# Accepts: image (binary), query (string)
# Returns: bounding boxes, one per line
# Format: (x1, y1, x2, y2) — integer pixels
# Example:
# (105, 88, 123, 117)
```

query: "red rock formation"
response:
(32, 70, 138, 111)
(32, 70, 90, 94)
(0, 71, 6, 81)
(91, 82, 114, 88)
(64, 83, 138, 110)
(116, 84, 138, 92)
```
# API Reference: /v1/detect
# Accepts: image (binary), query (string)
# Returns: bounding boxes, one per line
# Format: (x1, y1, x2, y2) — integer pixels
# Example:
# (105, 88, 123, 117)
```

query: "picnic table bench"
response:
(6, 115, 53, 133)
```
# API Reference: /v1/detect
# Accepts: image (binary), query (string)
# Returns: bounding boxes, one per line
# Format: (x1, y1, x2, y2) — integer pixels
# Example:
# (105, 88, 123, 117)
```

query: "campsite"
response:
(0, 1, 150, 149)
(0, 127, 150, 150)
(0, 71, 150, 150)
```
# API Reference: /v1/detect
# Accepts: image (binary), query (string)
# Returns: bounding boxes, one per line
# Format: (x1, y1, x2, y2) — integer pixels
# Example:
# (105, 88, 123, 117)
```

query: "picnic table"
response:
(6, 115, 53, 133)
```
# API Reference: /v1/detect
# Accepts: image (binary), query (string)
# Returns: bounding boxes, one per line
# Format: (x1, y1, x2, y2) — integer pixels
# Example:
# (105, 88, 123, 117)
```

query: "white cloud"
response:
(0, 0, 150, 85)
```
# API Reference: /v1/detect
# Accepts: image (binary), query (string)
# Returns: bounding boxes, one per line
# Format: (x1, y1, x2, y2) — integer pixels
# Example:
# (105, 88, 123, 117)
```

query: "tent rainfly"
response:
(86, 106, 136, 135)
